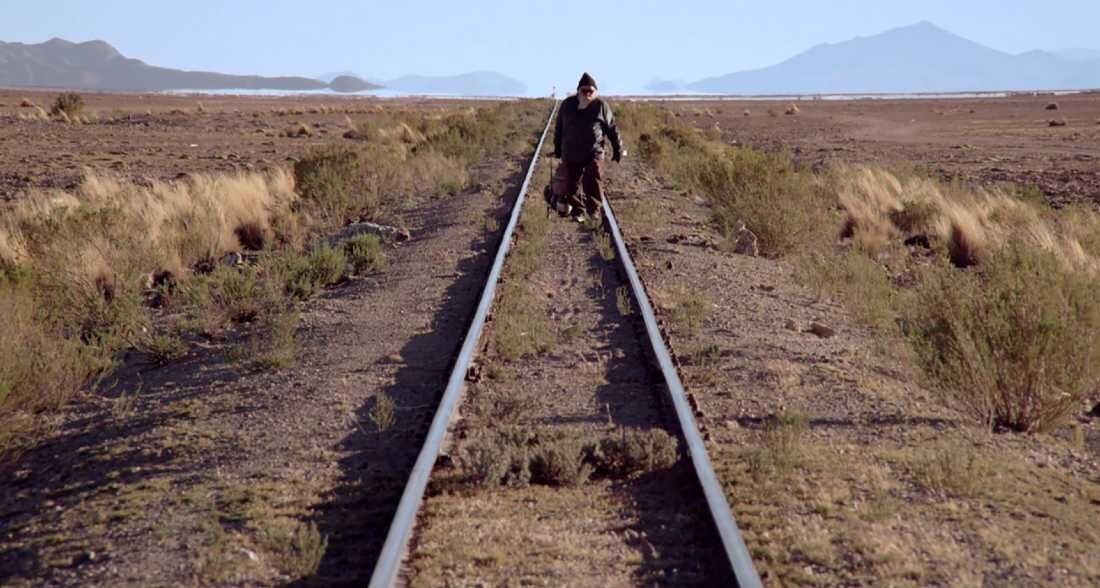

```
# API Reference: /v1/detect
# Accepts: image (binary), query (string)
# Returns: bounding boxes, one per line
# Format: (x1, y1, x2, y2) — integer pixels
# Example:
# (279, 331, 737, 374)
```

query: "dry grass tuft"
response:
(905, 242, 1100, 432)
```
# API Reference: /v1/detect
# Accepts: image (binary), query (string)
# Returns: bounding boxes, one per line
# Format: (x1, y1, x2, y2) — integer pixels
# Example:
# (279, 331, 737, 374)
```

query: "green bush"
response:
(905, 242, 1100, 432)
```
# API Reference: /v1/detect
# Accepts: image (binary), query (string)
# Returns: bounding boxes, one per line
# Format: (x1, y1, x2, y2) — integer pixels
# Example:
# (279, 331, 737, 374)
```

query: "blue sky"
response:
(3, 0, 1097, 94)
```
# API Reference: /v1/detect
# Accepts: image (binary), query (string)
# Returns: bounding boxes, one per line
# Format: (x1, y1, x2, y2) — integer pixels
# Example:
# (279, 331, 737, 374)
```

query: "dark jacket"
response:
(553, 96, 622, 163)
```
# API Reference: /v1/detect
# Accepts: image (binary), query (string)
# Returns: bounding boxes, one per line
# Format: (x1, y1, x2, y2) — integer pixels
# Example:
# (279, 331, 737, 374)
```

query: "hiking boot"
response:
(555, 201, 572, 216)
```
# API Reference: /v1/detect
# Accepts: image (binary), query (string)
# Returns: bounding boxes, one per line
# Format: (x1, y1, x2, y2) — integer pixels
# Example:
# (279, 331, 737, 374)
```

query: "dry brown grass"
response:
(1, 170, 300, 277)
(833, 165, 1100, 271)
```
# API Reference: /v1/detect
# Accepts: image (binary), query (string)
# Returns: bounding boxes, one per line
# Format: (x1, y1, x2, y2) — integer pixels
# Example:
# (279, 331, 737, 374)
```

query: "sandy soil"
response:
(0, 89, 473, 200)
(654, 92, 1100, 207)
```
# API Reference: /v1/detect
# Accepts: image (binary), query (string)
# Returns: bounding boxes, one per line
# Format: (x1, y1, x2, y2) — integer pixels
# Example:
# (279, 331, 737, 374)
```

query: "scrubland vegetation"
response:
(0, 99, 548, 456)
(618, 102, 1100, 434)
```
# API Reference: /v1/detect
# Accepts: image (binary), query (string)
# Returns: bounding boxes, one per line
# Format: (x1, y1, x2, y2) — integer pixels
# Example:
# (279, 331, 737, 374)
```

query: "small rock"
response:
(72, 551, 96, 566)
(809, 322, 836, 338)
(220, 251, 244, 267)
(329, 221, 411, 245)
(785, 319, 802, 332)
(1049, 119, 1068, 127)
(239, 548, 259, 562)
(731, 222, 759, 257)
(1045, 102, 1059, 111)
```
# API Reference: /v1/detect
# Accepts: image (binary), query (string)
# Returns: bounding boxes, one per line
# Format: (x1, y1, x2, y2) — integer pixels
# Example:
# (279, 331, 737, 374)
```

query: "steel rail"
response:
(367, 101, 559, 588)
(601, 198, 763, 588)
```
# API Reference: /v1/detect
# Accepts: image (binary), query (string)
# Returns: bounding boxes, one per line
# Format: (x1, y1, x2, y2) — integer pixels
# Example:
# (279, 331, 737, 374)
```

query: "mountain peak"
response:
(687, 21, 1100, 95)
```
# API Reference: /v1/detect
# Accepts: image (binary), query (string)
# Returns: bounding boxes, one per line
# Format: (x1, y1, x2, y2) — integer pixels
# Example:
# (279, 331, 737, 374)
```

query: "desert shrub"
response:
(909, 443, 985, 498)
(368, 392, 396, 433)
(141, 332, 188, 365)
(531, 437, 594, 487)
(797, 249, 896, 329)
(594, 428, 678, 477)
(50, 93, 84, 118)
(268, 246, 346, 301)
(293, 147, 363, 225)
(459, 427, 534, 488)
(0, 285, 105, 418)
(343, 234, 387, 273)
(185, 265, 279, 334)
(237, 308, 299, 370)
(257, 519, 327, 578)
(905, 242, 1100, 432)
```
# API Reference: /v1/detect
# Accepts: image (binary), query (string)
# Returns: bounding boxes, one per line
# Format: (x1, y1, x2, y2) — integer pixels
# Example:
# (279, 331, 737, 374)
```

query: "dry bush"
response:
(531, 436, 594, 487)
(266, 246, 346, 301)
(368, 391, 396, 433)
(50, 93, 84, 118)
(343, 233, 387, 273)
(909, 443, 985, 498)
(0, 285, 105, 419)
(293, 146, 363, 226)
(593, 428, 678, 477)
(797, 249, 896, 329)
(256, 519, 327, 578)
(239, 308, 300, 370)
(460, 427, 534, 488)
(460, 426, 678, 488)
(185, 265, 281, 335)
(905, 242, 1100, 432)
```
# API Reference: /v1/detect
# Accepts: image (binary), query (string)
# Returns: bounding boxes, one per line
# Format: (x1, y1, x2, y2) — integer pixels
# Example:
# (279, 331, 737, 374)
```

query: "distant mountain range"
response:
(650, 22, 1100, 95)
(319, 71, 524, 96)
(384, 72, 526, 96)
(0, 38, 379, 92)
(1055, 48, 1100, 62)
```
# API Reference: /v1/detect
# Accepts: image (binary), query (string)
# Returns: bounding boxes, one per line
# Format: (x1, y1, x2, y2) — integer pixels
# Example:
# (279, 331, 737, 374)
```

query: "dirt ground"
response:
(604, 153, 1100, 586)
(0, 89, 474, 201)
(1, 91, 1098, 586)
(652, 92, 1100, 207)
(406, 149, 726, 585)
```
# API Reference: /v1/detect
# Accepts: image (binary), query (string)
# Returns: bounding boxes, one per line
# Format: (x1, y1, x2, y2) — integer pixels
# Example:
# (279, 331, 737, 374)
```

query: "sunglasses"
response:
(579, 87, 596, 95)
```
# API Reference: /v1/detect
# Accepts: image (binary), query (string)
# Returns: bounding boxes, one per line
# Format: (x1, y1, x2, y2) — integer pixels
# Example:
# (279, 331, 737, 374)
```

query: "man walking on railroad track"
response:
(551, 72, 624, 222)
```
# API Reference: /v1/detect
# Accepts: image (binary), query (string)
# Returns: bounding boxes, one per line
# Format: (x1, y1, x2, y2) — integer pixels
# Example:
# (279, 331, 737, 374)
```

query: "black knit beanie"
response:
(577, 72, 597, 90)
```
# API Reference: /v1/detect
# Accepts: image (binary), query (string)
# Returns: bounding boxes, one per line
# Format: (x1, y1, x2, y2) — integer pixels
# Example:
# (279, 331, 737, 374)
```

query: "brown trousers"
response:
(551, 158, 603, 216)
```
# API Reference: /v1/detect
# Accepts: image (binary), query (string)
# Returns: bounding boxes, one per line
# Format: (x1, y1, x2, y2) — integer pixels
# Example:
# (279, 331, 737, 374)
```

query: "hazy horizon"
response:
(3, 0, 1099, 95)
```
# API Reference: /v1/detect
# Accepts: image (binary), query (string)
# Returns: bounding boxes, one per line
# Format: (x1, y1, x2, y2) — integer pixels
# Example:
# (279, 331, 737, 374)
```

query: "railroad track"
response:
(369, 101, 761, 587)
